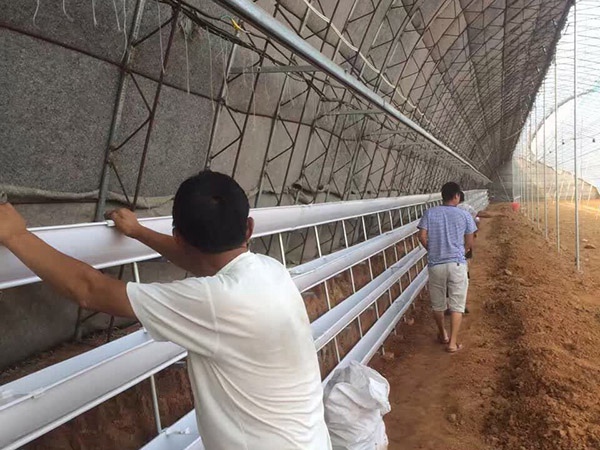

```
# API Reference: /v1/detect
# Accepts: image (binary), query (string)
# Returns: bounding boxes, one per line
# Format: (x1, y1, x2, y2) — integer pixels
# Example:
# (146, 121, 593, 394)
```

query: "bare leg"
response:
(433, 310, 448, 341)
(447, 263, 467, 351)
(448, 312, 463, 350)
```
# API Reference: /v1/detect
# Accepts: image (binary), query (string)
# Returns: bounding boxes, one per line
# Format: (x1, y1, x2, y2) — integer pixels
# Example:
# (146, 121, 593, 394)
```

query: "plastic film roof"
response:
(523, 0, 600, 189)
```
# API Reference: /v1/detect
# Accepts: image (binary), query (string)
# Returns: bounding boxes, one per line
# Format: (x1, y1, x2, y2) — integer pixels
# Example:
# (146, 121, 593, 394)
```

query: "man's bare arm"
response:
(417, 228, 428, 249)
(108, 209, 197, 273)
(464, 233, 474, 253)
(1, 204, 134, 318)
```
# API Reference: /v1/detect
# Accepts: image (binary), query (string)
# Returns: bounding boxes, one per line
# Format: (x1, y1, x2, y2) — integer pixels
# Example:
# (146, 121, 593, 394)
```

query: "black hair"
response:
(459, 191, 465, 203)
(172, 171, 250, 253)
(441, 182, 462, 202)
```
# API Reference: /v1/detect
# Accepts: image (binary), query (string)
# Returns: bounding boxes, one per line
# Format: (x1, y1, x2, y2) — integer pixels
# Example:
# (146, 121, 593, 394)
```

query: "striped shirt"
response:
(418, 205, 477, 266)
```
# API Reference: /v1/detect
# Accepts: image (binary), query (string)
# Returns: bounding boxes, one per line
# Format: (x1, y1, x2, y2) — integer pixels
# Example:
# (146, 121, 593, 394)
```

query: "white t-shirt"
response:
(127, 252, 331, 450)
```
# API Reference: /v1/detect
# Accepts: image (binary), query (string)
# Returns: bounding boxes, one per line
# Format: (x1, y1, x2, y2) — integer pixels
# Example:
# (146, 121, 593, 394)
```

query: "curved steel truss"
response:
(1, 0, 570, 214)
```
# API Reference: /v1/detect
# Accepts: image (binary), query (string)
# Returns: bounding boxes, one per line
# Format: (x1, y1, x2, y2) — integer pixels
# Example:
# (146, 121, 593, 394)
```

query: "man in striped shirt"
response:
(417, 182, 477, 353)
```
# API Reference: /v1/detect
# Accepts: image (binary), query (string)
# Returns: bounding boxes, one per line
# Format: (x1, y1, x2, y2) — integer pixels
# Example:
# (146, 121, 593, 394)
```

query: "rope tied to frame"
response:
(220, 14, 248, 33)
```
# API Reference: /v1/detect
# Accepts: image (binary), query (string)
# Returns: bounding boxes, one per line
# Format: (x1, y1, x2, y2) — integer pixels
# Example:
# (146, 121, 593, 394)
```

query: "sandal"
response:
(437, 333, 450, 344)
(446, 343, 463, 353)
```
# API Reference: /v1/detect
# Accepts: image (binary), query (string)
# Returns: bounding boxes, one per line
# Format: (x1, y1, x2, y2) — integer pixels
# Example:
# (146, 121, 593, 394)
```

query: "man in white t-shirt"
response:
(0, 171, 331, 450)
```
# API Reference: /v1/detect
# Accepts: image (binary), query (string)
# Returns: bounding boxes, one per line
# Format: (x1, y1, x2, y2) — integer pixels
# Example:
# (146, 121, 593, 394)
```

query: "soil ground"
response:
(2, 201, 600, 449)
(371, 202, 600, 450)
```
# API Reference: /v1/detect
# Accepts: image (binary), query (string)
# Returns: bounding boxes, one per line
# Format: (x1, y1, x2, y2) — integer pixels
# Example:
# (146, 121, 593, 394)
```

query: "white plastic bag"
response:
(324, 361, 390, 450)
(372, 420, 388, 450)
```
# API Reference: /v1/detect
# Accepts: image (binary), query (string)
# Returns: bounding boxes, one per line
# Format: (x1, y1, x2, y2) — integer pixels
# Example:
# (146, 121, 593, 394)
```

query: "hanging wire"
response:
(112, 0, 121, 31)
(251, 72, 257, 130)
(32, 0, 40, 27)
(120, 0, 128, 60)
(91, 0, 98, 27)
(206, 27, 216, 112)
(157, 2, 165, 73)
(184, 35, 190, 94)
(62, 0, 75, 22)
(179, 16, 195, 94)
(220, 38, 228, 98)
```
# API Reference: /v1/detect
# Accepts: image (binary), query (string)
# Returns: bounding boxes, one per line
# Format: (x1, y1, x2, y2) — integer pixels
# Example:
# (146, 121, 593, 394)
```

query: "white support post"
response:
(573, 2, 581, 270)
(314, 226, 342, 363)
(133, 262, 163, 434)
(554, 55, 560, 252)
(543, 81, 548, 239)
(341, 220, 363, 338)
(278, 233, 287, 267)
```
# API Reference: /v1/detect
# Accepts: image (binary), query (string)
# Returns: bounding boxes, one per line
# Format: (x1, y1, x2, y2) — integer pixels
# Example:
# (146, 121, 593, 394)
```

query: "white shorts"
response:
(427, 262, 469, 313)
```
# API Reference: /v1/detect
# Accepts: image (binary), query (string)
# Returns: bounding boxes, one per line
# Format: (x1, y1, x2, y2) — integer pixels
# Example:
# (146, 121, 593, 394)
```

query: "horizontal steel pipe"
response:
(291, 221, 418, 292)
(0, 193, 448, 289)
(0, 218, 421, 449)
(323, 269, 429, 386)
(1, 191, 488, 289)
(0, 192, 486, 449)
(0, 332, 185, 450)
(312, 246, 426, 350)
